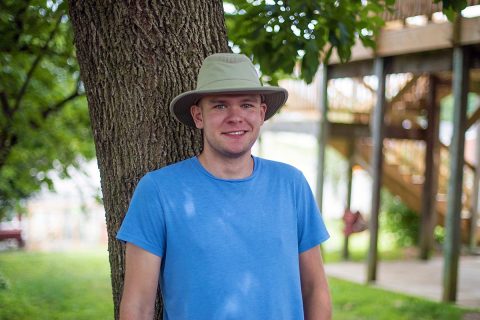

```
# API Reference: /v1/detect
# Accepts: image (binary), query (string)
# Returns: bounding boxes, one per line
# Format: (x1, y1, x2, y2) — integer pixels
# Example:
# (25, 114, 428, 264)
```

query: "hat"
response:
(170, 53, 288, 127)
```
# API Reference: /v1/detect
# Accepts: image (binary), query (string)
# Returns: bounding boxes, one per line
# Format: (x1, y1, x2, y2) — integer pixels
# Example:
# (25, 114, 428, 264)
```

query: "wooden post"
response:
(470, 121, 480, 252)
(442, 46, 469, 302)
(419, 75, 440, 260)
(367, 57, 387, 283)
(342, 139, 355, 260)
(316, 65, 329, 212)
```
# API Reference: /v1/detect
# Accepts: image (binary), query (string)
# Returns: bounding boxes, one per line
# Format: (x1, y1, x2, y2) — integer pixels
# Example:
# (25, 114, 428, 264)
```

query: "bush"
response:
(381, 190, 420, 248)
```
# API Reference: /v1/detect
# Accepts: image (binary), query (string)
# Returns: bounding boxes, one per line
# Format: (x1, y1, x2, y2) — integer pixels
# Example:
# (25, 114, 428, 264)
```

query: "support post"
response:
(419, 75, 440, 260)
(367, 57, 387, 283)
(442, 46, 469, 302)
(342, 139, 355, 260)
(469, 120, 480, 252)
(316, 65, 329, 212)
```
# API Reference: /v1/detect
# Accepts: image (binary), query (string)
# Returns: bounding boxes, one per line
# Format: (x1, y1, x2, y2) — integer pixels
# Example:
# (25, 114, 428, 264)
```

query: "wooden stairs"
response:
(329, 135, 480, 244)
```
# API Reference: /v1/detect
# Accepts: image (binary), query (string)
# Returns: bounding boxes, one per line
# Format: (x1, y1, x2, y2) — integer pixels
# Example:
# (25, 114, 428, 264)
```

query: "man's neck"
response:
(197, 152, 254, 179)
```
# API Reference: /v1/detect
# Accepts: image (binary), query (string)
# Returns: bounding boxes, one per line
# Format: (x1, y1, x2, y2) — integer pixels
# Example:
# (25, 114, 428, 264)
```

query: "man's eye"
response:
(242, 104, 254, 108)
(214, 104, 226, 109)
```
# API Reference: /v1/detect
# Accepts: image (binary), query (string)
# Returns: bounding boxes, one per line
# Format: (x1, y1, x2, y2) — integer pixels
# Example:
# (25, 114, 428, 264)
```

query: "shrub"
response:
(381, 190, 420, 247)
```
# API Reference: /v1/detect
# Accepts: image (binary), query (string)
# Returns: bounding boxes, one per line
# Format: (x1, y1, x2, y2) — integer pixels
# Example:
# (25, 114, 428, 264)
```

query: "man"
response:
(117, 53, 331, 320)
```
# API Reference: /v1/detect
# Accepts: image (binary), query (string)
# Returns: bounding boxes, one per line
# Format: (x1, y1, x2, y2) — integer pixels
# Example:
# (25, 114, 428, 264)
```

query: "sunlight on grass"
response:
(0, 249, 113, 320)
(330, 277, 468, 320)
(323, 218, 403, 263)
(0, 249, 475, 320)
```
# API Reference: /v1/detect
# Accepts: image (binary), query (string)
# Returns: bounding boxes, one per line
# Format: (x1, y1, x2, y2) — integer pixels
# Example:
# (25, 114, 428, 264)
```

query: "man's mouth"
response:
(224, 130, 247, 135)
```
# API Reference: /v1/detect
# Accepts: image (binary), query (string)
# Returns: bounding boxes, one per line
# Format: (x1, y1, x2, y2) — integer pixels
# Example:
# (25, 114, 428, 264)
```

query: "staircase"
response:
(326, 74, 480, 243)
(280, 72, 480, 244)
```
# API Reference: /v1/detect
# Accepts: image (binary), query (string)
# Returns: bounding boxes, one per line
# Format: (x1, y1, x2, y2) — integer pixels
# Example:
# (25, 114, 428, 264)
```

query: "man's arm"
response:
(299, 245, 332, 320)
(119, 243, 162, 320)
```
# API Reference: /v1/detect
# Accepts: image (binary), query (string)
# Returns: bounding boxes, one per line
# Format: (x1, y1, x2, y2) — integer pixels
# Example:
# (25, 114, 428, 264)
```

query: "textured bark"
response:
(68, 1, 229, 318)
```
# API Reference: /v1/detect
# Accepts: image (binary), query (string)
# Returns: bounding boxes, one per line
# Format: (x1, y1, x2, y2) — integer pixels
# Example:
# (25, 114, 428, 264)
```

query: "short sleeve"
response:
(295, 172, 330, 253)
(116, 173, 166, 257)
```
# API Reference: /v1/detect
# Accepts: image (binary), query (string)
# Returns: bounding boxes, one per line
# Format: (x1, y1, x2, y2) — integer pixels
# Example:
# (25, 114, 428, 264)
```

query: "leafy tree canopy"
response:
(225, 0, 468, 84)
(0, 0, 94, 219)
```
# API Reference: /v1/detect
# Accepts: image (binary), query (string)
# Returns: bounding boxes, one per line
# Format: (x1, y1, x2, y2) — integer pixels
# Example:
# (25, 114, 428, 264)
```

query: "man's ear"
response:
(260, 103, 267, 123)
(190, 104, 204, 129)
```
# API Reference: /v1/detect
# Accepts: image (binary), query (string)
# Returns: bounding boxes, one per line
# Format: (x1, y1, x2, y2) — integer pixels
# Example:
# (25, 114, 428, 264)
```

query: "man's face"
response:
(190, 94, 267, 160)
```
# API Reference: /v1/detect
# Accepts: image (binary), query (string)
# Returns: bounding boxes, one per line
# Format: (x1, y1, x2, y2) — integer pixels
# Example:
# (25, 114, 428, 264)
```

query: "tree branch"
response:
(12, 1, 31, 44)
(0, 92, 11, 118)
(0, 80, 83, 168)
(13, 13, 64, 112)
(40, 81, 83, 120)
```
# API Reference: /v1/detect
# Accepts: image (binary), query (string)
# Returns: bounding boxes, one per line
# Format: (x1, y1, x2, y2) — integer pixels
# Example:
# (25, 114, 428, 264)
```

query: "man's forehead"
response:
(200, 94, 262, 103)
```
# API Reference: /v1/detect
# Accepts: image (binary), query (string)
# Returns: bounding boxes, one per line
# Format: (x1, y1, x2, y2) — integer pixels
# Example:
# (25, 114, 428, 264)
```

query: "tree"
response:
(68, 1, 229, 318)
(69, 0, 469, 318)
(0, 0, 94, 220)
(225, 0, 468, 84)
(226, 0, 395, 83)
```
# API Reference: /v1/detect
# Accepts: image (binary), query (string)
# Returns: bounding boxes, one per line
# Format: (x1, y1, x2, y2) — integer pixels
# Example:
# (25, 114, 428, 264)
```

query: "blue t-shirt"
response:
(117, 156, 329, 320)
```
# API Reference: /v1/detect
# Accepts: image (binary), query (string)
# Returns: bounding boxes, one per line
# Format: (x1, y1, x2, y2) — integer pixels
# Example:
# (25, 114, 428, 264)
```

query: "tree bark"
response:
(68, 1, 229, 318)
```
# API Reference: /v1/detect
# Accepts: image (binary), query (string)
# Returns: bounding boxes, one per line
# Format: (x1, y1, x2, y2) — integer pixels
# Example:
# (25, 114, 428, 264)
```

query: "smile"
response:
(224, 131, 247, 135)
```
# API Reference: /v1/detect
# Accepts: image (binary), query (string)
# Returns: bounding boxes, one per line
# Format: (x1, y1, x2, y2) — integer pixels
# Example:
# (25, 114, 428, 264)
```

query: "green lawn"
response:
(0, 250, 113, 320)
(329, 277, 471, 320)
(0, 249, 475, 319)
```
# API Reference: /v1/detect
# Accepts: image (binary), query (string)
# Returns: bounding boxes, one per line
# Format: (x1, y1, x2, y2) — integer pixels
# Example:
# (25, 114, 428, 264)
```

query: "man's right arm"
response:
(119, 243, 162, 320)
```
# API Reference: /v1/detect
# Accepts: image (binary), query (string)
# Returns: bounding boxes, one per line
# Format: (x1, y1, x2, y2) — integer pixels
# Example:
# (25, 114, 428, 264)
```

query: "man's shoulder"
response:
(145, 157, 196, 181)
(256, 157, 302, 177)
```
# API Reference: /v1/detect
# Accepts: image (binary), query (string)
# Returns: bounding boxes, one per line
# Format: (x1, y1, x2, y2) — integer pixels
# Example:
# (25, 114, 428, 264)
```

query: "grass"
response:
(0, 249, 475, 320)
(329, 277, 469, 320)
(322, 217, 405, 263)
(0, 249, 113, 320)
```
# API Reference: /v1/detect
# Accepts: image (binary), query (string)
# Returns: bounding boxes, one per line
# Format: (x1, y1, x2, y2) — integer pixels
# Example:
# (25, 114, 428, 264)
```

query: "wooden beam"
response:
(443, 46, 470, 302)
(419, 75, 440, 260)
(329, 123, 426, 140)
(387, 49, 453, 74)
(390, 75, 420, 105)
(316, 65, 329, 213)
(328, 60, 373, 79)
(466, 105, 480, 130)
(367, 57, 387, 283)
(329, 17, 480, 64)
(329, 49, 454, 79)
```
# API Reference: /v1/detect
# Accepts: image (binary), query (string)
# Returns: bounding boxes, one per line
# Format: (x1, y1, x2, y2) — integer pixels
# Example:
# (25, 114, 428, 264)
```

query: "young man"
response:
(117, 53, 331, 320)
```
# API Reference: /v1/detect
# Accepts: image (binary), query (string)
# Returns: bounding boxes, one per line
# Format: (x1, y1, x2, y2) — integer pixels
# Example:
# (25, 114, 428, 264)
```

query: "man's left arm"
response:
(299, 245, 332, 320)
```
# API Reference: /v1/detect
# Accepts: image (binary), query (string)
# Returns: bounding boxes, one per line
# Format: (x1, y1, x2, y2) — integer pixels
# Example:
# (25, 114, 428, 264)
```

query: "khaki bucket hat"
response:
(170, 53, 288, 127)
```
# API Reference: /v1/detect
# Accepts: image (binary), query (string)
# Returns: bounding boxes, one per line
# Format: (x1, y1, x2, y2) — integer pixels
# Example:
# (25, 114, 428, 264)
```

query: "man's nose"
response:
(226, 105, 244, 122)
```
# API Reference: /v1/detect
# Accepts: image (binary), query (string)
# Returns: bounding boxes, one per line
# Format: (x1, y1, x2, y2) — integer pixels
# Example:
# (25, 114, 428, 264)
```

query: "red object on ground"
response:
(0, 229, 25, 247)
(343, 209, 368, 236)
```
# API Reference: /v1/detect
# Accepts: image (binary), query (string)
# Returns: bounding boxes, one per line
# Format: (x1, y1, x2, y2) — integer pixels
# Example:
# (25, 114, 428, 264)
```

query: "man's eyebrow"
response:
(206, 96, 260, 104)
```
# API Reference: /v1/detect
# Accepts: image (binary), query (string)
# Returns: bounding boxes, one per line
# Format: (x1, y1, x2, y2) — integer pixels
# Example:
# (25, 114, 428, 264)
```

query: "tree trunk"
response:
(68, 1, 229, 318)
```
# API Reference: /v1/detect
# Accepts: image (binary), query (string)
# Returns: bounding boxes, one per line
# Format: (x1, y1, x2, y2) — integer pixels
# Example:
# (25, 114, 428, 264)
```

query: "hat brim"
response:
(170, 87, 288, 127)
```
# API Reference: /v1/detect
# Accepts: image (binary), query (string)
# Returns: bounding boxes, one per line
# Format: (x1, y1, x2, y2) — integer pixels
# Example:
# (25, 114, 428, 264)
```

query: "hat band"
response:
(197, 78, 262, 91)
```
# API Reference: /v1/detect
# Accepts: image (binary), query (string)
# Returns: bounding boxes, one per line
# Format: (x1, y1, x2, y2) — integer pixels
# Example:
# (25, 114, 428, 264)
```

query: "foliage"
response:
(435, 0, 469, 20)
(225, 0, 469, 84)
(0, 250, 471, 319)
(0, 250, 113, 319)
(381, 190, 420, 248)
(0, 0, 94, 219)
(225, 0, 395, 84)
(440, 93, 480, 122)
